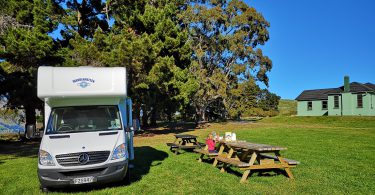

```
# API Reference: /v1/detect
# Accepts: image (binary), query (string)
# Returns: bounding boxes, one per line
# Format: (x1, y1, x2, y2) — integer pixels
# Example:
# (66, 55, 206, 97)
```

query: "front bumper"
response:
(38, 160, 128, 188)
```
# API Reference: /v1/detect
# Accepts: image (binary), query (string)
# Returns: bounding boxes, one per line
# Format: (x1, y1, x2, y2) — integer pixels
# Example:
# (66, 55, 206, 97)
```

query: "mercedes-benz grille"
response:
(55, 151, 110, 166)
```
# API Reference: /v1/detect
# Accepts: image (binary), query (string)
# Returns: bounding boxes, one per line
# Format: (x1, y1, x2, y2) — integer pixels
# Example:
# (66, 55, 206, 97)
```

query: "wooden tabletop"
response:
(174, 134, 197, 139)
(222, 140, 287, 151)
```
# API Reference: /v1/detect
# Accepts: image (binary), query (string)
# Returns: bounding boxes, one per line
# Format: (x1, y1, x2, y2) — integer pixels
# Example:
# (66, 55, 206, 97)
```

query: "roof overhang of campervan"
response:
(37, 66, 127, 107)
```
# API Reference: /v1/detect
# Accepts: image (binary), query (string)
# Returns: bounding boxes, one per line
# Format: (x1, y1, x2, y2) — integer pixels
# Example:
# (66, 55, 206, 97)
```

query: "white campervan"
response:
(37, 66, 134, 191)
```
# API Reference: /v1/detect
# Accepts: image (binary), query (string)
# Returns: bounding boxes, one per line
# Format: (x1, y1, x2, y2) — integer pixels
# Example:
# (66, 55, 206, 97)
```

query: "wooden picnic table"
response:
(213, 140, 299, 183)
(166, 134, 204, 154)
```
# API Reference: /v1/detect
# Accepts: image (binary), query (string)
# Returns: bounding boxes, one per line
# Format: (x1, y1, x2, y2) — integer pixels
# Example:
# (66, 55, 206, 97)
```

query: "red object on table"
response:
(206, 139, 215, 151)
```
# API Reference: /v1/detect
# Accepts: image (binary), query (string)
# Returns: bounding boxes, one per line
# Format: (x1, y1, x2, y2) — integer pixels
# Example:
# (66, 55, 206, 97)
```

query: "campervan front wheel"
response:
(40, 185, 49, 193)
(124, 168, 131, 185)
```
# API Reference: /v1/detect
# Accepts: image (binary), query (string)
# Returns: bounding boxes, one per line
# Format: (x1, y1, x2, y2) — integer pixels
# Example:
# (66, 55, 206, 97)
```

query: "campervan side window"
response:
(46, 105, 122, 134)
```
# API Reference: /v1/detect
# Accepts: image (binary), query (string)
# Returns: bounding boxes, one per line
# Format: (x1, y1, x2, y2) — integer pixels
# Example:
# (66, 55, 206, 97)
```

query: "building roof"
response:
(295, 88, 338, 101)
(296, 82, 375, 101)
(337, 82, 375, 93)
(364, 83, 375, 90)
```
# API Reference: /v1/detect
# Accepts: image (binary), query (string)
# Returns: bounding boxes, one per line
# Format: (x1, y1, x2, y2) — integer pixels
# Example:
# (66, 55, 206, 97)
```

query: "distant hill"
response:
(278, 99, 297, 116)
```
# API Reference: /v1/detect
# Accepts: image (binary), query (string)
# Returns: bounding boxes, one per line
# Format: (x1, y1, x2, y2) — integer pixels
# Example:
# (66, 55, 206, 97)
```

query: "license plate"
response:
(73, 176, 95, 184)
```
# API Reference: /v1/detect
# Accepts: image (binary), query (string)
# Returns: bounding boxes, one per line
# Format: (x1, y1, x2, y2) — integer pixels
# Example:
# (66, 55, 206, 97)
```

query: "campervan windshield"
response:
(46, 105, 122, 134)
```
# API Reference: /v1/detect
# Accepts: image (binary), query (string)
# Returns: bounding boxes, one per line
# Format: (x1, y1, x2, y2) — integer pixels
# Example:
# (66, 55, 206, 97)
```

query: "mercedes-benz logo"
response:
(78, 153, 90, 164)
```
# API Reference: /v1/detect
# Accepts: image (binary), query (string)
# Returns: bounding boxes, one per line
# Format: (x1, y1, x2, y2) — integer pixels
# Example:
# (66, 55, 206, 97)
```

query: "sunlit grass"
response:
(0, 116, 374, 194)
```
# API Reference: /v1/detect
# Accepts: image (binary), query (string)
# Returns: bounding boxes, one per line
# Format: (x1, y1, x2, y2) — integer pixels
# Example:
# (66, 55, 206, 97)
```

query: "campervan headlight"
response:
(39, 150, 55, 166)
(111, 143, 127, 160)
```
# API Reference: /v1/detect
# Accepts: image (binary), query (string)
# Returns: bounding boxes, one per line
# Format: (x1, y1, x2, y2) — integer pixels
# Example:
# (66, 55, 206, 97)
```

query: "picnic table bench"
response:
(213, 140, 299, 183)
(258, 153, 300, 166)
(166, 134, 205, 154)
(194, 147, 219, 162)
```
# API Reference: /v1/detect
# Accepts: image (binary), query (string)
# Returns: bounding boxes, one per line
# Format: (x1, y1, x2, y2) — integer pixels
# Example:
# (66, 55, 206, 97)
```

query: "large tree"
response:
(1, 0, 277, 127)
(55, 0, 193, 126)
(179, 0, 273, 121)
(0, 0, 61, 126)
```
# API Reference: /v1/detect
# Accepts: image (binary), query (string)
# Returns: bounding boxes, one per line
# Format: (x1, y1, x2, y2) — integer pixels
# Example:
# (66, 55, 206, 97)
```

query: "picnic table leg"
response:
(193, 138, 203, 148)
(197, 145, 208, 162)
(275, 151, 294, 179)
(220, 164, 228, 173)
(240, 150, 251, 161)
(240, 152, 257, 183)
(213, 144, 225, 167)
(191, 138, 201, 148)
(198, 154, 204, 162)
(220, 148, 234, 173)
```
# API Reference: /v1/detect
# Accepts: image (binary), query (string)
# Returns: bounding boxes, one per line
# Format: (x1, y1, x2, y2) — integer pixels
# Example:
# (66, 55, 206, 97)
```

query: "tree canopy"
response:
(179, 0, 274, 121)
(0, 0, 279, 127)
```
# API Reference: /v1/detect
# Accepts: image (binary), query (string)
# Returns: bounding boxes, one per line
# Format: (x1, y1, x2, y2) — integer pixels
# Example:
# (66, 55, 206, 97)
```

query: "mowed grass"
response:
(1, 116, 375, 194)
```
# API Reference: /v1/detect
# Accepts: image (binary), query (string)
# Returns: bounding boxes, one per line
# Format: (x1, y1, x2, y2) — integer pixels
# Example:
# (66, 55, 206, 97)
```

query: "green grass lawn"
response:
(278, 99, 297, 116)
(1, 116, 375, 194)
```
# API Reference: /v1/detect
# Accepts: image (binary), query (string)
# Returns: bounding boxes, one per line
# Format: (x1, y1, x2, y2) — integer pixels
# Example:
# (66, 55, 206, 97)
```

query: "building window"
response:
(307, 101, 312, 110)
(322, 100, 328, 110)
(334, 96, 339, 108)
(357, 94, 363, 108)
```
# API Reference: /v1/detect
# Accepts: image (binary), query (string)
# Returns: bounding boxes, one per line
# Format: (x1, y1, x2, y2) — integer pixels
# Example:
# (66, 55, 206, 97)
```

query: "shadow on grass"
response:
(52, 146, 168, 193)
(205, 160, 290, 180)
(196, 157, 290, 180)
(137, 118, 263, 137)
(138, 122, 200, 136)
(219, 118, 264, 125)
(197, 157, 289, 179)
(131, 146, 169, 181)
(0, 140, 39, 159)
(225, 167, 289, 179)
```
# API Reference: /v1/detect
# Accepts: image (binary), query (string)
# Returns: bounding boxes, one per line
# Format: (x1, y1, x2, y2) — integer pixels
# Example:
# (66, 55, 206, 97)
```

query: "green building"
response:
(296, 76, 375, 116)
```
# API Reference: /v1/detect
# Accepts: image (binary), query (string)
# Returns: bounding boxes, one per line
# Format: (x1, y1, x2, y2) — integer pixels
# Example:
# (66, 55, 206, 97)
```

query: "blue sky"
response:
(247, 0, 375, 99)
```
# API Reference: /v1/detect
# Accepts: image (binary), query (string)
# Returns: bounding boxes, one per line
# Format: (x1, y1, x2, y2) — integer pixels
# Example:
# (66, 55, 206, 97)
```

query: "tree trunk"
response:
(196, 105, 207, 122)
(150, 107, 157, 127)
(167, 112, 172, 122)
(25, 104, 36, 126)
(202, 109, 207, 122)
(141, 112, 149, 128)
(133, 104, 140, 121)
(76, 0, 87, 37)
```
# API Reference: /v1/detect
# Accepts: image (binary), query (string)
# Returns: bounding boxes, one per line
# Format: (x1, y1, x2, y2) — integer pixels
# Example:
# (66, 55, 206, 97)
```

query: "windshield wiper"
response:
(48, 129, 120, 135)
